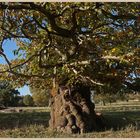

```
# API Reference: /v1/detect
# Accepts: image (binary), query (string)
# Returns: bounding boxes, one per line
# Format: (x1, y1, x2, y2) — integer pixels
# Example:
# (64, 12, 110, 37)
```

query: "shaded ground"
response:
(102, 111, 140, 131)
(0, 108, 140, 131)
(0, 102, 140, 137)
(0, 112, 50, 129)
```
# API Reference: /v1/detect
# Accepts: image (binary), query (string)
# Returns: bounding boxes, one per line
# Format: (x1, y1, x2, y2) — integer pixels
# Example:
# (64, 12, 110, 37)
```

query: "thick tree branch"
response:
(29, 3, 73, 38)
(0, 51, 42, 75)
(79, 75, 104, 86)
(0, 51, 52, 79)
(71, 67, 104, 86)
(0, 3, 73, 38)
(0, 68, 52, 79)
(0, 3, 31, 10)
(0, 51, 11, 70)
(71, 9, 78, 33)
(9, 70, 51, 79)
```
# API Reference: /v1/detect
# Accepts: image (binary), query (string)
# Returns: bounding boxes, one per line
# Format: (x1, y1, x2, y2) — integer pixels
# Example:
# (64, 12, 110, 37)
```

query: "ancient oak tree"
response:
(0, 3, 139, 133)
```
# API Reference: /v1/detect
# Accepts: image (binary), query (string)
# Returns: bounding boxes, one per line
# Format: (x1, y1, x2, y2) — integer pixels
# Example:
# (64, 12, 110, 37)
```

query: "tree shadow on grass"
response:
(0, 110, 140, 132)
(0, 112, 51, 129)
(102, 110, 140, 131)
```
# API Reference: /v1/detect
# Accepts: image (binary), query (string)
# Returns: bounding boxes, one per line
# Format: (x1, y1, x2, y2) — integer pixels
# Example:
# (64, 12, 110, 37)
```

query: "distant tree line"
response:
(1, 79, 139, 108)
(0, 80, 21, 107)
(0, 81, 50, 108)
(29, 86, 50, 107)
(91, 76, 140, 105)
(93, 79, 140, 105)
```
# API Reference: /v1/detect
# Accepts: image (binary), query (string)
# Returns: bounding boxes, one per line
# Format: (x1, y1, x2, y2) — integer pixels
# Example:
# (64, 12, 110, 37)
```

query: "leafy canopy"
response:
(23, 94, 34, 106)
(0, 80, 19, 107)
(0, 3, 139, 90)
(30, 86, 50, 107)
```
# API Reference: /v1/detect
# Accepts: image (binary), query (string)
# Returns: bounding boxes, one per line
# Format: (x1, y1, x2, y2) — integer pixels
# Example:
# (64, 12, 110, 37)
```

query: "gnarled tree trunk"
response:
(49, 83, 105, 134)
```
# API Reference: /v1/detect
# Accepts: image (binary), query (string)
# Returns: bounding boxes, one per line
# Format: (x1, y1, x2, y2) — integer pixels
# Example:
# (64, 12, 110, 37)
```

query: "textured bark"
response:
(49, 84, 106, 134)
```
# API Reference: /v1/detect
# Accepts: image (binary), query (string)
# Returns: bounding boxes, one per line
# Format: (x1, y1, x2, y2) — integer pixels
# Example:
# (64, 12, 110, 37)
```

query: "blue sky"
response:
(17, 85, 31, 96)
(0, 39, 31, 96)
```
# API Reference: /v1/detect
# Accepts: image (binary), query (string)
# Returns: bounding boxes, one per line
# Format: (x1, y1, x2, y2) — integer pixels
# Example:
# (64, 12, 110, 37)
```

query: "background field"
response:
(0, 100, 140, 138)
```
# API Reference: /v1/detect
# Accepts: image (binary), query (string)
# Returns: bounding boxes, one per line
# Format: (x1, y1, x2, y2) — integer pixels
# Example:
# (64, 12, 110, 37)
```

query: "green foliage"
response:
(0, 2, 139, 95)
(30, 86, 50, 107)
(23, 95, 34, 106)
(17, 96, 25, 107)
(94, 93, 115, 105)
(0, 81, 20, 107)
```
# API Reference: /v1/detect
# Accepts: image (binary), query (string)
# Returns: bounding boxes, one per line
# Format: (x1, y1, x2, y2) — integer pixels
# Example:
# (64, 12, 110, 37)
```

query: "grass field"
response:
(0, 101, 140, 138)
